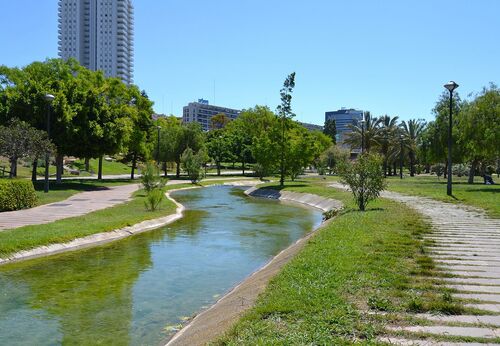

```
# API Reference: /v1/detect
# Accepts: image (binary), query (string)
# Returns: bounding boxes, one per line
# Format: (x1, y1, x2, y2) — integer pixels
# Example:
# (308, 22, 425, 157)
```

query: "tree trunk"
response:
(393, 162, 397, 175)
(468, 159, 478, 184)
(98, 156, 103, 180)
(32, 159, 38, 182)
(176, 160, 180, 178)
(9, 157, 17, 178)
(425, 164, 430, 174)
(130, 152, 137, 180)
(242, 160, 245, 175)
(217, 161, 221, 176)
(163, 162, 167, 178)
(383, 158, 388, 177)
(85, 157, 90, 172)
(409, 151, 416, 177)
(444, 162, 447, 179)
(56, 154, 64, 183)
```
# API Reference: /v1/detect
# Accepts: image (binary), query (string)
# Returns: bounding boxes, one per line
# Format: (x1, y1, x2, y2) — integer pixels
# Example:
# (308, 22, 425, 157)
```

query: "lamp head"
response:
(44, 94, 55, 103)
(444, 81, 459, 92)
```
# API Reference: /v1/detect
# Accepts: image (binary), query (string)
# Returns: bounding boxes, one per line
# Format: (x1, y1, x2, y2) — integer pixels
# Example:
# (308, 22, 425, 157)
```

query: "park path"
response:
(0, 177, 253, 231)
(0, 183, 141, 230)
(330, 182, 500, 345)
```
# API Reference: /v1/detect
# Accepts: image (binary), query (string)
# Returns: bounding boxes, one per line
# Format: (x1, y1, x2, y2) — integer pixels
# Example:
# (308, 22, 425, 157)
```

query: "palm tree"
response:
(345, 112, 382, 153)
(379, 115, 399, 176)
(401, 119, 426, 176)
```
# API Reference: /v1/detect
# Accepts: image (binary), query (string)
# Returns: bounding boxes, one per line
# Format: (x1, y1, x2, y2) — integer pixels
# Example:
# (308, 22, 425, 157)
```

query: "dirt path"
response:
(331, 182, 500, 345)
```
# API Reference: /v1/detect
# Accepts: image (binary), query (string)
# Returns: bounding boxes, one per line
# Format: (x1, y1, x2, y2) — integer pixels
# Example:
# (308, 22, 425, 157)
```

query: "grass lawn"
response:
(385, 175, 500, 218)
(71, 158, 132, 175)
(0, 184, 192, 258)
(215, 178, 466, 345)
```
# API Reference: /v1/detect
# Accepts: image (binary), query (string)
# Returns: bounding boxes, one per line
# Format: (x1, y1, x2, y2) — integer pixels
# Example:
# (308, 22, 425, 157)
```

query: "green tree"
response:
(0, 118, 55, 178)
(209, 113, 231, 130)
(457, 84, 500, 183)
(276, 72, 296, 186)
(429, 91, 464, 178)
(206, 129, 232, 176)
(181, 147, 206, 183)
(174, 122, 204, 178)
(323, 118, 337, 144)
(378, 115, 399, 176)
(401, 119, 426, 176)
(345, 112, 382, 153)
(121, 88, 154, 179)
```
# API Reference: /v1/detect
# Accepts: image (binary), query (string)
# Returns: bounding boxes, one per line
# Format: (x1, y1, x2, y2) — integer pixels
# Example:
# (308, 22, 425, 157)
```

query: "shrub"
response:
(141, 163, 166, 192)
(141, 163, 167, 211)
(0, 180, 38, 211)
(144, 188, 165, 211)
(338, 153, 387, 211)
(452, 164, 468, 177)
(431, 163, 445, 178)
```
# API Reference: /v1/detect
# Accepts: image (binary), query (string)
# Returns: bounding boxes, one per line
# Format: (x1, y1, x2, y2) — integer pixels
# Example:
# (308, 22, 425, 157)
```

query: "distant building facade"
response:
(298, 121, 323, 132)
(325, 108, 363, 144)
(182, 99, 240, 131)
(58, 0, 134, 84)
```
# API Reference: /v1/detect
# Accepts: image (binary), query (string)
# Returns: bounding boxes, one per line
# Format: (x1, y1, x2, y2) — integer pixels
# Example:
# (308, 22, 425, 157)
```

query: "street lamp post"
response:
(44, 94, 55, 193)
(444, 81, 459, 196)
(399, 134, 404, 179)
(156, 126, 161, 165)
(360, 119, 366, 154)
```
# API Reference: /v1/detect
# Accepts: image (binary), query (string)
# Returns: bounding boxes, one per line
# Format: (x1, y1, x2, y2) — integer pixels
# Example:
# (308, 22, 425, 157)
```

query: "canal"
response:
(0, 186, 322, 345)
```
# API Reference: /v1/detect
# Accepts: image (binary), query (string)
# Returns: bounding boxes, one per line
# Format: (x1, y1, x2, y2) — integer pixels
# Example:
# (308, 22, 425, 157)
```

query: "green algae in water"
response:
(0, 186, 322, 345)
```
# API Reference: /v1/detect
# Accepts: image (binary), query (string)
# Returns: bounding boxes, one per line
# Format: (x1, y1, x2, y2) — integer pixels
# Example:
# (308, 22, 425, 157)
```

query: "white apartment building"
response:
(183, 99, 241, 131)
(58, 0, 134, 84)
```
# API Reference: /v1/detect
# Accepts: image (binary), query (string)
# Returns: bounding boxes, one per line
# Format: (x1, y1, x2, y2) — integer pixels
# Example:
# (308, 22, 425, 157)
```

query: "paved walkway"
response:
(0, 177, 256, 231)
(330, 183, 500, 345)
(0, 184, 141, 230)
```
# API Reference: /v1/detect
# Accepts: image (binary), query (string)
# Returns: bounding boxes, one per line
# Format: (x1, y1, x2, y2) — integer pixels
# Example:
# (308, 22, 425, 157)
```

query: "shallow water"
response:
(0, 186, 322, 345)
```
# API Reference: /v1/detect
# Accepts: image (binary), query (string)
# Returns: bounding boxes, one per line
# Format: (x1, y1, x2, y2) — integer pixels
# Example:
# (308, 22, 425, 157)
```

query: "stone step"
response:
(436, 260, 499, 266)
(431, 254, 500, 261)
(447, 284, 500, 294)
(444, 277, 500, 286)
(412, 313, 500, 327)
(465, 303, 500, 313)
(445, 270, 500, 279)
(439, 265, 500, 273)
(455, 293, 500, 303)
(379, 336, 500, 345)
(429, 246, 500, 252)
(387, 325, 500, 338)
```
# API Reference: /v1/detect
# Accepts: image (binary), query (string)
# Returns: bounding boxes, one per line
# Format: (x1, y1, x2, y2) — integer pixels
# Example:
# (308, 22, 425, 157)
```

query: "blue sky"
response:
(1, 0, 499, 124)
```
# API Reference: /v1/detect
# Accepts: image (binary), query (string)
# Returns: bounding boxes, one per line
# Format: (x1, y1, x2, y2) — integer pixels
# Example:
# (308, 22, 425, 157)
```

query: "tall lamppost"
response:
(399, 134, 404, 179)
(44, 94, 55, 193)
(156, 126, 161, 165)
(444, 81, 459, 196)
(360, 119, 366, 154)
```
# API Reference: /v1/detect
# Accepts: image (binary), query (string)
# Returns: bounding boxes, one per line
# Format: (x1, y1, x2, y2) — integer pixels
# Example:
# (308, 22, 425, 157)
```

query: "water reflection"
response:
(0, 186, 322, 345)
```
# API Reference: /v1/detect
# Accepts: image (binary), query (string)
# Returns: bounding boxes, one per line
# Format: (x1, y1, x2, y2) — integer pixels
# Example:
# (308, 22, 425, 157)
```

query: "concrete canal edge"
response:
(165, 187, 343, 346)
(0, 181, 260, 266)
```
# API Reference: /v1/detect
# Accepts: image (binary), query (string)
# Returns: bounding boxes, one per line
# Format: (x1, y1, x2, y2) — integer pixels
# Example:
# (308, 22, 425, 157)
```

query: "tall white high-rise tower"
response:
(58, 0, 134, 84)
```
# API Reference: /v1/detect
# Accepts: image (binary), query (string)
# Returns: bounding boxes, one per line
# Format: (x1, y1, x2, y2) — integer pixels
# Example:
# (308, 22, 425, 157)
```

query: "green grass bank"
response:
(215, 179, 464, 345)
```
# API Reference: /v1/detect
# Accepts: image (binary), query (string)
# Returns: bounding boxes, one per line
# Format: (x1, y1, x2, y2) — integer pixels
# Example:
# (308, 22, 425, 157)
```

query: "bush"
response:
(0, 180, 38, 211)
(452, 164, 468, 177)
(141, 163, 167, 211)
(338, 153, 387, 211)
(141, 163, 166, 192)
(431, 163, 445, 178)
(144, 188, 165, 211)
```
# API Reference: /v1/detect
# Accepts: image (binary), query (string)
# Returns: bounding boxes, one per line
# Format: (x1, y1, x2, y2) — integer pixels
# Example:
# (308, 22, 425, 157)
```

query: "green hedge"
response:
(0, 180, 38, 211)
